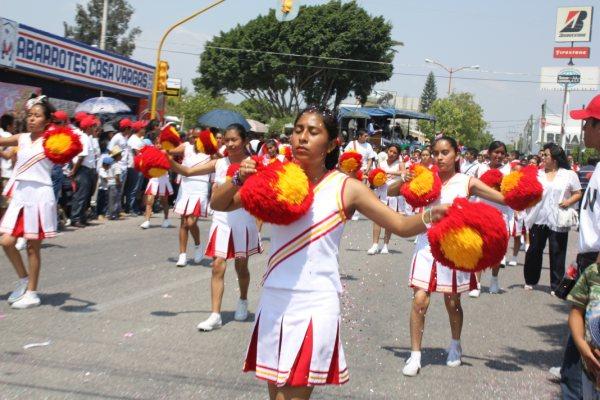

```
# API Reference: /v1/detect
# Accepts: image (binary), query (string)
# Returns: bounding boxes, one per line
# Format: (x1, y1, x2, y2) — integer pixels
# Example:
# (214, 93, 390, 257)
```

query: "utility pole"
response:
(100, 0, 109, 50)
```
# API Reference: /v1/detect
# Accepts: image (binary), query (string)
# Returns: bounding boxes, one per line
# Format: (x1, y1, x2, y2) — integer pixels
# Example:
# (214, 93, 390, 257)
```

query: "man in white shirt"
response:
(70, 117, 98, 227)
(557, 94, 600, 399)
(344, 130, 377, 173)
(125, 121, 146, 215)
(460, 148, 480, 177)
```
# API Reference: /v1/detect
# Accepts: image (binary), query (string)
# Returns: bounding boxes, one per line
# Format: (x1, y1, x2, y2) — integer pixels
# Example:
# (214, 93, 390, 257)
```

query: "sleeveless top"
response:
(212, 157, 256, 226)
(415, 173, 471, 248)
(182, 142, 211, 183)
(379, 159, 401, 184)
(262, 170, 349, 293)
(13, 133, 53, 186)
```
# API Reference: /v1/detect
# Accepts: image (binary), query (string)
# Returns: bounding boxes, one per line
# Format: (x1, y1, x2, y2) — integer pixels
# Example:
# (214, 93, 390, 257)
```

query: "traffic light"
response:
(281, 0, 293, 14)
(157, 60, 169, 92)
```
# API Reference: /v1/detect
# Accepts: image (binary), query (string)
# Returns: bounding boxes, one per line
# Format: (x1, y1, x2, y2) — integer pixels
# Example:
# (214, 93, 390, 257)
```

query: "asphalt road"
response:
(0, 214, 577, 399)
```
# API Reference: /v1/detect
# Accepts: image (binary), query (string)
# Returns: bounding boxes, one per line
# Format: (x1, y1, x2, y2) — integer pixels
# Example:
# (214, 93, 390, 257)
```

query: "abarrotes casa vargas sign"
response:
(0, 17, 153, 97)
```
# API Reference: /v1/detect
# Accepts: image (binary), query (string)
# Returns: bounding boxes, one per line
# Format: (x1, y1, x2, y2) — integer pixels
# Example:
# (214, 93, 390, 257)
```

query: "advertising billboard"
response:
(555, 6, 593, 42)
(540, 66, 600, 91)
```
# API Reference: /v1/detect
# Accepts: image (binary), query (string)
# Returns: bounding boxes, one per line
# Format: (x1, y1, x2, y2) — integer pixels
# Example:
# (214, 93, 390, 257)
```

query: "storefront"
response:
(0, 17, 153, 118)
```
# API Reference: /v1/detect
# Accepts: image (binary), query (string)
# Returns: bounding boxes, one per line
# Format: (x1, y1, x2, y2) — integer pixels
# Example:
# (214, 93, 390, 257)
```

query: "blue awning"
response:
(340, 107, 436, 122)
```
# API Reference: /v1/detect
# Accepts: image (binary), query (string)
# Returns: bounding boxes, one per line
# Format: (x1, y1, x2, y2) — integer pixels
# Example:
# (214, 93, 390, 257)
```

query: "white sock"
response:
(20, 277, 29, 283)
(450, 339, 461, 349)
(410, 351, 421, 363)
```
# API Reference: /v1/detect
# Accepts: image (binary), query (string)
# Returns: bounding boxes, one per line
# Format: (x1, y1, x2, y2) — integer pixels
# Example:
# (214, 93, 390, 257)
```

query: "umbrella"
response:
(197, 109, 251, 131)
(75, 96, 131, 114)
(247, 119, 268, 133)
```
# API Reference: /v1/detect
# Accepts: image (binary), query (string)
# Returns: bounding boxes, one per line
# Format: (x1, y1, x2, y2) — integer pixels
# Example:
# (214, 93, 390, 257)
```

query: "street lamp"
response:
(425, 58, 479, 95)
(150, 0, 226, 119)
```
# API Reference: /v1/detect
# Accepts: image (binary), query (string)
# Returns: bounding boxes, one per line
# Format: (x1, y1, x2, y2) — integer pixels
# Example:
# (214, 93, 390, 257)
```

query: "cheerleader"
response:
(169, 131, 212, 267)
(367, 144, 406, 255)
(140, 143, 173, 230)
(402, 136, 505, 376)
(261, 139, 286, 165)
(471, 141, 512, 296)
(0, 97, 58, 309)
(507, 161, 525, 266)
(211, 106, 448, 400)
(168, 123, 262, 331)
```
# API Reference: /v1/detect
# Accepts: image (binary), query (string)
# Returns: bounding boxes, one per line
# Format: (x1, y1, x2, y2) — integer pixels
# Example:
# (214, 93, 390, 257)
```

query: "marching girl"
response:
(0, 97, 58, 309)
(168, 131, 212, 267)
(168, 123, 262, 331)
(211, 106, 448, 400)
(140, 141, 173, 230)
(367, 144, 407, 255)
(471, 140, 512, 296)
(402, 136, 505, 376)
(260, 139, 286, 166)
(507, 161, 526, 266)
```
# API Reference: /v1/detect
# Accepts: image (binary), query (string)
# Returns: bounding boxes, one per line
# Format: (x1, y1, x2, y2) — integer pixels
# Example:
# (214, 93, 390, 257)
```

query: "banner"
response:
(540, 66, 600, 91)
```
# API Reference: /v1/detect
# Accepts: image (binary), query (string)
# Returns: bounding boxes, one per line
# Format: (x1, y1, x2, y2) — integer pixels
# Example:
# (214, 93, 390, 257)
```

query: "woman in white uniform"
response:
(0, 97, 58, 309)
(169, 131, 212, 267)
(367, 144, 406, 255)
(403, 136, 505, 376)
(169, 123, 261, 332)
(211, 106, 448, 400)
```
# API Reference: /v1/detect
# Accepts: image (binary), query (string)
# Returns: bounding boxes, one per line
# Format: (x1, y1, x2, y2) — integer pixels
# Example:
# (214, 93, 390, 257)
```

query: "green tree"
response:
(63, 0, 141, 56)
(196, 1, 395, 119)
(238, 98, 274, 122)
(419, 72, 437, 113)
(422, 92, 492, 149)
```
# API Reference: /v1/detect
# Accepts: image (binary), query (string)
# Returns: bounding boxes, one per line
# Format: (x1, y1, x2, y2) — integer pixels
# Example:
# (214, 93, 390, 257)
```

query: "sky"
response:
(2, 0, 599, 143)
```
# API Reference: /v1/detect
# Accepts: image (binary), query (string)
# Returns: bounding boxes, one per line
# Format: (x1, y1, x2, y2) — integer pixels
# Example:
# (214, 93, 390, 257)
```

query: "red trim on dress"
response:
(204, 226, 235, 259)
(427, 260, 437, 292)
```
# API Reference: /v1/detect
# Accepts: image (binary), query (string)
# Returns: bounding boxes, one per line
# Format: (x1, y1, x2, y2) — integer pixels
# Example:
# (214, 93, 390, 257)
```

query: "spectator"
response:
(524, 143, 582, 294)
(460, 147, 480, 177)
(96, 156, 112, 219)
(125, 121, 146, 215)
(109, 118, 132, 212)
(70, 116, 98, 227)
(344, 130, 377, 173)
(107, 146, 123, 219)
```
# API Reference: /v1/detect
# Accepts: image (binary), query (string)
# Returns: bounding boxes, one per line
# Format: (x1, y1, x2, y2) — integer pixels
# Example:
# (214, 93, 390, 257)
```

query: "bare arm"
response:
(0, 134, 21, 147)
(560, 190, 583, 208)
(468, 177, 506, 205)
(167, 143, 186, 156)
(569, 306, 600, 377)
(210, 180, 243, 212)
(344, 178, 444, 237)
(168, 155, 217, 177)
(0, 147, 14, 160)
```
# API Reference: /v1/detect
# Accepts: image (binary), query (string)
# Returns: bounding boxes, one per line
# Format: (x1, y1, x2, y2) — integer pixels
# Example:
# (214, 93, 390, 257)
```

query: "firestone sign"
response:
(555, 6, 593, 42)
(0, 17, 153, 97)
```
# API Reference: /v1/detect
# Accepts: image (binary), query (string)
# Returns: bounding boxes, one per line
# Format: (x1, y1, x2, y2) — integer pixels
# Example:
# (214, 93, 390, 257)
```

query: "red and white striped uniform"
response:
(244, 170, 350, 387)
(173, 142, 211, 217)
(144, 174, 173, 197)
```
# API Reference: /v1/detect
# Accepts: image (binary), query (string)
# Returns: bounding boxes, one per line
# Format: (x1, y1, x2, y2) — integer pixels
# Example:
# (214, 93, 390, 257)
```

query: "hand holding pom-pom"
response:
(43, 126, 83, 164)
(479, 169, 503, 191)
(159, 124, 182, 151)
(400, 164, 442, 208)
(428, 198, 509, 272)
(134, 146, 171, 178)
(368, 168, 387, 188)
(500, 165, 543, 211)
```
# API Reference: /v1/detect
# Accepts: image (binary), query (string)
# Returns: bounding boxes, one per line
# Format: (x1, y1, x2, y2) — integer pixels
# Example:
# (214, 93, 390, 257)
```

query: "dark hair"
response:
(464, 147, 478, 156)
(488, 140, 507, 154)
(29, 97, 56, 121)
(356, 129, 368, 139)
(387, 144, 401, 154)
(527, 155, 541, 165)
(224, 123, 248, 141)
(589, 118, 600, 128)
(294, 106, 340, 170)
(265, 139, 278, 148)
(510, 150, 521, 159)
(433, 135, 460, 172)
(0, 114, 15, 131)
(146, 119, 159, 131)
(543, 142, 570, 170)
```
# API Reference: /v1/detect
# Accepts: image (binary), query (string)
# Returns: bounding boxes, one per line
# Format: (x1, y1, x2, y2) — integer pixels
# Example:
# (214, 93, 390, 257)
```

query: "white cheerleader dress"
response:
(173, 143, 211, 217)
(379, 159, 405, 213)
(476, 163, 513, 235)
(0, 133, 57, 239)
(409, 173, 477, 294)
(145, 174, 173, 197)
(205, 157, 261, 259)
(244, 170, 350, 387)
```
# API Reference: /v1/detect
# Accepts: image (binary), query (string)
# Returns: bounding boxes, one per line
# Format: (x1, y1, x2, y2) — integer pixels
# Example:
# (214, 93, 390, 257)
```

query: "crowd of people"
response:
(1, 93, 600, 400)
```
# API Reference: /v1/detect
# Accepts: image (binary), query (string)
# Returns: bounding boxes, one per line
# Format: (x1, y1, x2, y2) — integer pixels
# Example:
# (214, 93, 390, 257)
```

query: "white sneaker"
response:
(402, 356, 421, 377)
(197, 313, 222, 331)
(193, 245, 203, 264)
(468, 288, 480, 298)
(176, 253, 187, 267)
(11, 291, 40, 309)
(234, 299, 249, 321)
(508, 260, 518, 266)
(524, 284, 533, 290)
(489, 277, 500, 294)
(140, 220, 150, 229)
(8, 277, 29, 304)
(161, 219, 171, 228)
(15, 237, 27, 251)
(549, 366, 561, 380)
(446, 344, 462, 367)
(367, 244, 379, 255)
(380, 245, 389, 254)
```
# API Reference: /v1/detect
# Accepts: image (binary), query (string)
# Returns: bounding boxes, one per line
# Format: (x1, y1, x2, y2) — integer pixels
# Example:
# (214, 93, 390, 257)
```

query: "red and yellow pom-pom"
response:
(501, 165, 543, 211)
(355, 170, 363, 181)
(42, 126, 83, 164)
(428, 198, 509, 272)
(196, 129, 218, 155)
(338, 151, 362, 174)
(159, 124, 181, 151)
(279, 145, 293, 161)
(226, 163, 240, 180)
(400, 164, 442, 208)
(134, 146, 170, 178)
(368, 168, 387, 187)
(479, 168, 503, 191)
(240, 161, 313, 225)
